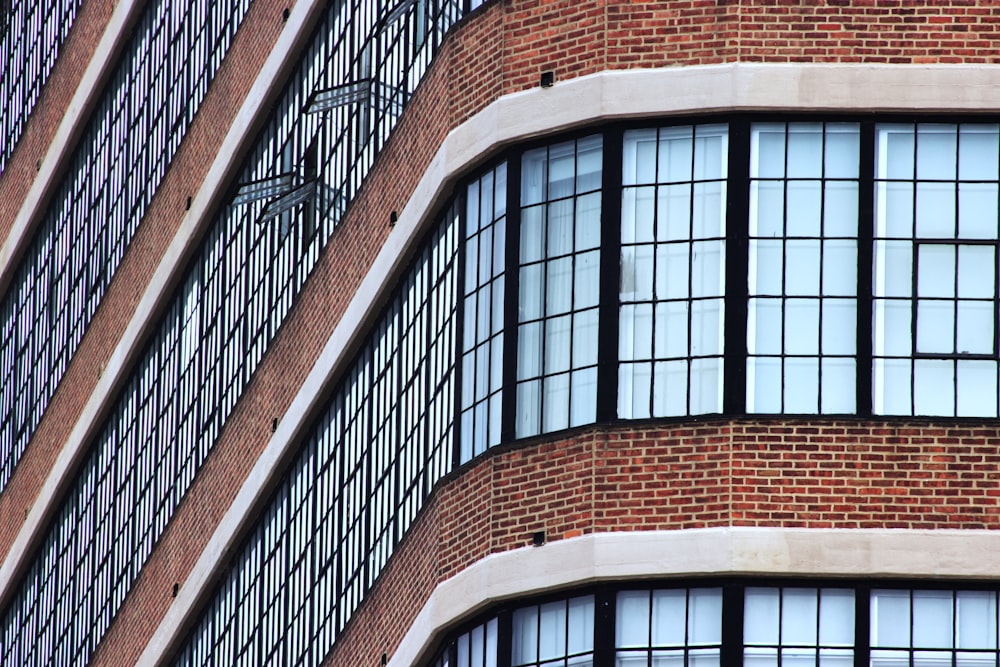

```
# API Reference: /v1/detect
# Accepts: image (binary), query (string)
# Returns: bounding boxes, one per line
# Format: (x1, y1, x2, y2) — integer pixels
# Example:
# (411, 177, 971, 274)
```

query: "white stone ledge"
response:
(391, 527, 1000, 667)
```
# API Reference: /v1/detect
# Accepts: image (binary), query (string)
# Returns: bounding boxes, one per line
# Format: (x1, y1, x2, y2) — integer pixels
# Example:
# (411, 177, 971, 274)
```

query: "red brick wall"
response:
(324, 418, 1000, 667)
(7, 0, 1000, 665)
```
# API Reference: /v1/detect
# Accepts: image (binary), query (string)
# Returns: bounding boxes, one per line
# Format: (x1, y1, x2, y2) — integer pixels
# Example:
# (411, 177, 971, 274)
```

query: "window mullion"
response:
(857, 120, 875, 417)
(597, 126, 623, 424)
(725, 119, 751, 415)
(501, 151, 522, 444)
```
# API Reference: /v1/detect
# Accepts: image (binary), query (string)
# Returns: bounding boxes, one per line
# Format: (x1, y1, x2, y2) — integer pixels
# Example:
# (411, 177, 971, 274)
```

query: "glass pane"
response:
(822, 299, 856, 355)
(651, 590, 686, 647)
(786, 240, 822, 296)
(787, 124, 824, 178)
(690, 649, 720, 667)
(516, 380, 540, 438)
(824, 182, 859, 238)
(916, 300, 955, 354)
(545, 315, 572, 375)
(822, 241, 858, 297)
(692, 181, 725, 239)
(878, 125, 915, 180)
(575, 250, 601, 310)
(959, 125, 1000, 181)
(745, 588, 780, 645)
(916, 182, 957, 238)
(549, 141, 576, 201)
(653, 649, 685, 667)
(623, 187, 655, 245)
(653, 360, 688, 417)
(624, 129, 657, 186)
(520, 264, 543, 322)
(956, 301, 994, 354)
(958, 245, 995, 299)
(543, 374, 570, 432)
(876, 182, 914, 239)
(753, 124, 786, 179)
(657, 301, 689, 359)
(786, 181, 822, 237)
(819, 649, 854, 667)
(748, 357, 782, 413)
(617, 651, 648, 667)
(783, 589, 818, 645)
(657, 243, 689, 301)
(745, 648, 779, 667)
(918, 245, 956, 298)
(577, 135, 603, 193)
(957, 361, 998, 418)
(873, 358, 912, 415)
(660, 126, 693, 183)
(522, 148, 548, 206)
(659, 184, 691, 242)
(567, 596, 595, 655)
(748, 298, 781, 355)
(872, 590, 911, 648)
(576, 193, 602, 251)
(549, 199, 575, 257)
(618, 591, 651, 648)
(570, 368, 597, 427)
(825, 124, 861, 179)
(751, 181, 784, 238)
(691, 299, 722, 357)
(547, 257, 574, 316)
(917, 125, 958, 181)
(513, 607, 539, 665)
(782, 649, 817, 667)
(958, 183, 999, 240)
(784, 298, 820, 355)
(518, 322, 542, 380)
(820, 590, 855, 646)
(522, 206, 545, 264)
(750, 240, 783, 296)
(821, 358, 856, 414)
(690, 357, 722, 414)
(694, 124, 727, 181)
(785, 357, 819, 413)
(539, 601, 567, 661)
(957, 591, 997, 650)
(690, 589, 722, 645)
(573, 309, 599, 368)
(914, 359, 956, 416)
(692, 240, 724, 298)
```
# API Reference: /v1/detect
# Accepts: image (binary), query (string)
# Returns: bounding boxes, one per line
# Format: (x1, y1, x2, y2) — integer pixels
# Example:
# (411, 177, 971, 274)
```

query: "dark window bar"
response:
(0, 0, 255, 496)
(175, 118, 1000, 666)
(0, 0, 83, 175)
(0, 1, 489, 665)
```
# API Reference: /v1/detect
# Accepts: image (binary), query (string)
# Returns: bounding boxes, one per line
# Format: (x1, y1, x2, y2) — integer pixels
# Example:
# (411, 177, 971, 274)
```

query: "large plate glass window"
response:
(873, 123, 1000, 416)
(747, 123, 860, 414)
(618, 125, 728, 419)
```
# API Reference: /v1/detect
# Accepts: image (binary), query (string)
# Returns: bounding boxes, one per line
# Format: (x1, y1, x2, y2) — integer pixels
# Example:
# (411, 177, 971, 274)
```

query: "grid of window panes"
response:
(174, 212, 458, 666)
(616, 588, 722, 667)
(513, 595, 596, 667)
(0, 1, 477, 664)
(619, 125, 728, 419)
(744, 588, 855, 667)
(873, 123, 1000, 417)
(0, 0, 253, 495)
(0, 0, 82, 174)
(746, 123, 861, 414)
(871, 590, 999, 667)
(461, 164, 508, 462)
(517, 136, 603, 438)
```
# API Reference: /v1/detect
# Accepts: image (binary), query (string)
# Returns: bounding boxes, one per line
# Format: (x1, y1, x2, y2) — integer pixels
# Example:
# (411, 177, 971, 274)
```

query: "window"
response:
(516, 136, 603, 438)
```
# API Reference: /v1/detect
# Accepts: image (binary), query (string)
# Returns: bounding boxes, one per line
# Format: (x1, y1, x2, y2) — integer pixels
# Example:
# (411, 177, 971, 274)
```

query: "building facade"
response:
(4, 1, 1000, 666)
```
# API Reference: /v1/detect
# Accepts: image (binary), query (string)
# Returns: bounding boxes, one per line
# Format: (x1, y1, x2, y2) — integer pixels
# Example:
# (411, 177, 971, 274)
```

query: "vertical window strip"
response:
(515, 136, 603, 439)
(619, 124, 728, 420)
(746, 122, 861, 415)
(460, 164, 508, 463)
(873, 123, 1000, 417)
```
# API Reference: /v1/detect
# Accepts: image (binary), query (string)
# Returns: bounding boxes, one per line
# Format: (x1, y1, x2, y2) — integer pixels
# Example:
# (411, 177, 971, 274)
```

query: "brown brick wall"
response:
(324, 418, 1000, 667)
(7, 0, 1000, 665)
